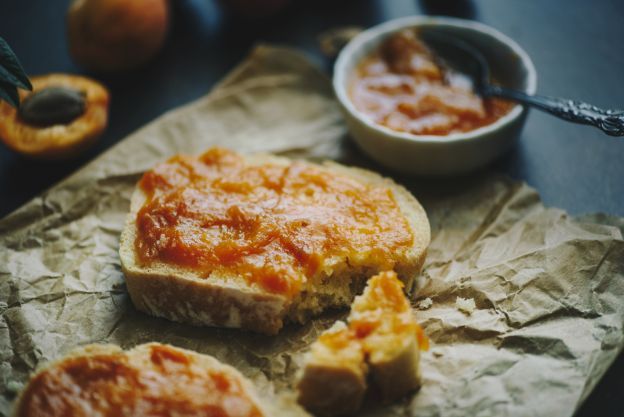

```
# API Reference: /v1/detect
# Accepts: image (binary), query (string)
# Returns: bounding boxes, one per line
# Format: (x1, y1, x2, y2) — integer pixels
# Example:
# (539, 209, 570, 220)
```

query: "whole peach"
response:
(67, 0, 169, 72)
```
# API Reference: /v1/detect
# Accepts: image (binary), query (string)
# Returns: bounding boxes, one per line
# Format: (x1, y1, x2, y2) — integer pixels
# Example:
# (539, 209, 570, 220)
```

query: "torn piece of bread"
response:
(119, 147, 430, 334)
(296, 321, 367, 416)
(350, 271, 428, 403)
(13, 343, 268, 417)
(297, 271, 428, 415)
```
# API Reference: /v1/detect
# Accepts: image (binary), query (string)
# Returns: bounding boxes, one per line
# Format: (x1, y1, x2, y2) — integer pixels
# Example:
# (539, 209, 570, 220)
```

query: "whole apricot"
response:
(67, 0, 169, 72)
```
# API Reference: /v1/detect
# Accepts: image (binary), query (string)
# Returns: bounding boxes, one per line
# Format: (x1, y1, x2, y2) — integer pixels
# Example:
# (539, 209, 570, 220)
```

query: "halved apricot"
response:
(0, 73, 109, 159)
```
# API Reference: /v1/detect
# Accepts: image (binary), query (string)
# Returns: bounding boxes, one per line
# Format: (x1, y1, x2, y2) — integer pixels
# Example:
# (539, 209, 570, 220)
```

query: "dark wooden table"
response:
(1, 0, 623, 415)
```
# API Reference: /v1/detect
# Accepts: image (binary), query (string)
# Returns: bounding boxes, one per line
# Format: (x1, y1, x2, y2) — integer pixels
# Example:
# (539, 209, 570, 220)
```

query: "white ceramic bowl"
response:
(333, 16, 537, 176)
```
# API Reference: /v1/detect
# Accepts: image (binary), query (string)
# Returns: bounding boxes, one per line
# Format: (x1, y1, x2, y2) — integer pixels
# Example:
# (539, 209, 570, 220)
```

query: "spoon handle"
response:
(484, 85, 624, 137)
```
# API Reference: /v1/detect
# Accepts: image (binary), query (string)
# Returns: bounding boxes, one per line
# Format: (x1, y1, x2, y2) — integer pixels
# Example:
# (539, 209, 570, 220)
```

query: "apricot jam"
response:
(318, 325, 360, 352)
(135, 148, 413, 297)
(319, 271, 428, 353)
(350, 271, 429, 351)
(16, 344, 263, 417)
(350, 30, 513, 136)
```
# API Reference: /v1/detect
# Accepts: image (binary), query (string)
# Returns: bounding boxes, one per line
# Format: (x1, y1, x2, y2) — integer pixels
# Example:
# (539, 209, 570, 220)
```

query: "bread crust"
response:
(12, 343, 268, 417)
(119, 152, 430, 334)
(296, 363, 366, 416)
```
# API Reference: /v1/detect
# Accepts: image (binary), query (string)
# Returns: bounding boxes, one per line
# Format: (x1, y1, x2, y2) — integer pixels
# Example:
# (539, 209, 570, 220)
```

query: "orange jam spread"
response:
(135, 148, 413, 297)
(16, 344, 263, 417)
(319, 272, 428, 353)
(350, 30, 513, 136)
(350, 271, 429, 351)
(318, 324, 360, 353)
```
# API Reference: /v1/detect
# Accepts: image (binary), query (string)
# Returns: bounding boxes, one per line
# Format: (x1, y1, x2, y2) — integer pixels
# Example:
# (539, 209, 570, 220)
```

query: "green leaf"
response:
(0, 65, 26, 91)
(0, 37, 32, 91)
(0, 80, 20, 108)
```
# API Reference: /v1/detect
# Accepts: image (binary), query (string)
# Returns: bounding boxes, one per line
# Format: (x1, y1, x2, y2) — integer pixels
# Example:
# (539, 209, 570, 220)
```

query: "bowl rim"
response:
(333, 16, 538, 144)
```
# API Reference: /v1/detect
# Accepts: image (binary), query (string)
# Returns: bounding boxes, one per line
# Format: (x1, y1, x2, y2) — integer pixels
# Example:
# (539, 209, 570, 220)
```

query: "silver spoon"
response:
(420, 31, 624, 137)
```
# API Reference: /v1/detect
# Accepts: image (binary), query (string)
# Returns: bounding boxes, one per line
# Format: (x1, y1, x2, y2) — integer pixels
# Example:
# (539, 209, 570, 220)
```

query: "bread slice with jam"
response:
(12, 343, 269, 417)
(119, 148, 430, 334)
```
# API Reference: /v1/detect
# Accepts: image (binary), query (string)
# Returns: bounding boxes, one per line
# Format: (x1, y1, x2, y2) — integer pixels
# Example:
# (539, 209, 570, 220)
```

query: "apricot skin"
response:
(67, 0, 169, 72)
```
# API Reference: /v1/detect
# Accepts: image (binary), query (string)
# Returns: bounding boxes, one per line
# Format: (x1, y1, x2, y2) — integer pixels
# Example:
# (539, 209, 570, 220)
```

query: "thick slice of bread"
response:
(13, 343, 269, 417)
(119, 149, 430, 334)
(297, 271, 427, 415)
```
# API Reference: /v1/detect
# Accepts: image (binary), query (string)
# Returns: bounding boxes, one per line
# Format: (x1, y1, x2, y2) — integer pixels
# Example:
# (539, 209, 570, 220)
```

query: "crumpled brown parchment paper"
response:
(1, 45, 623, 417)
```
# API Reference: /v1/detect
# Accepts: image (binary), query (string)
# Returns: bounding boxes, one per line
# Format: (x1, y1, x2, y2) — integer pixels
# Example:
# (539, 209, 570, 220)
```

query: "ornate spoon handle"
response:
(484, 85, 624, 137)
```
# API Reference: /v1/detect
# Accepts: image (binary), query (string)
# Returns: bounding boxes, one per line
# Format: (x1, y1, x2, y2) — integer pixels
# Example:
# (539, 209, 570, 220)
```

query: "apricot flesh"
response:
(0, 74, 110, 159)
(67, 0, 169, 72)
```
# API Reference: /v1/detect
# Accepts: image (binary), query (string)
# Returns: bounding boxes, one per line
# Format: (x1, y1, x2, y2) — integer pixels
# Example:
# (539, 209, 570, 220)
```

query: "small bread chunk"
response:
(13, 343, 268, 417)
(297, 271, 428, 415)
(120, 148, 430, 334)
(296, 321, 367, 416)
(417, 297, 433, 310)
(456, 296, 476, 314)
(350, 271, 428, 403)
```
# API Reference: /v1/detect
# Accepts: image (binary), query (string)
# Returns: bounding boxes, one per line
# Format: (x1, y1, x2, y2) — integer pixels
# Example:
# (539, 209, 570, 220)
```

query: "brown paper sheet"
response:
(1, 45, 623, 417)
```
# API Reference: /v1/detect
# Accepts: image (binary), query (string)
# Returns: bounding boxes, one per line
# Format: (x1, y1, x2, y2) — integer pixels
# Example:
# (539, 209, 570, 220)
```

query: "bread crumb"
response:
(417, 297, 433, 310)
(432, 350, 444, 358)
(455, 296, 476, 314)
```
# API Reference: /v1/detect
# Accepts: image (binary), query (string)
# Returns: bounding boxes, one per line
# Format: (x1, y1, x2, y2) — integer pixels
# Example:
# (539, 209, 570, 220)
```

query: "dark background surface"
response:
(1, 0, 623, 415)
